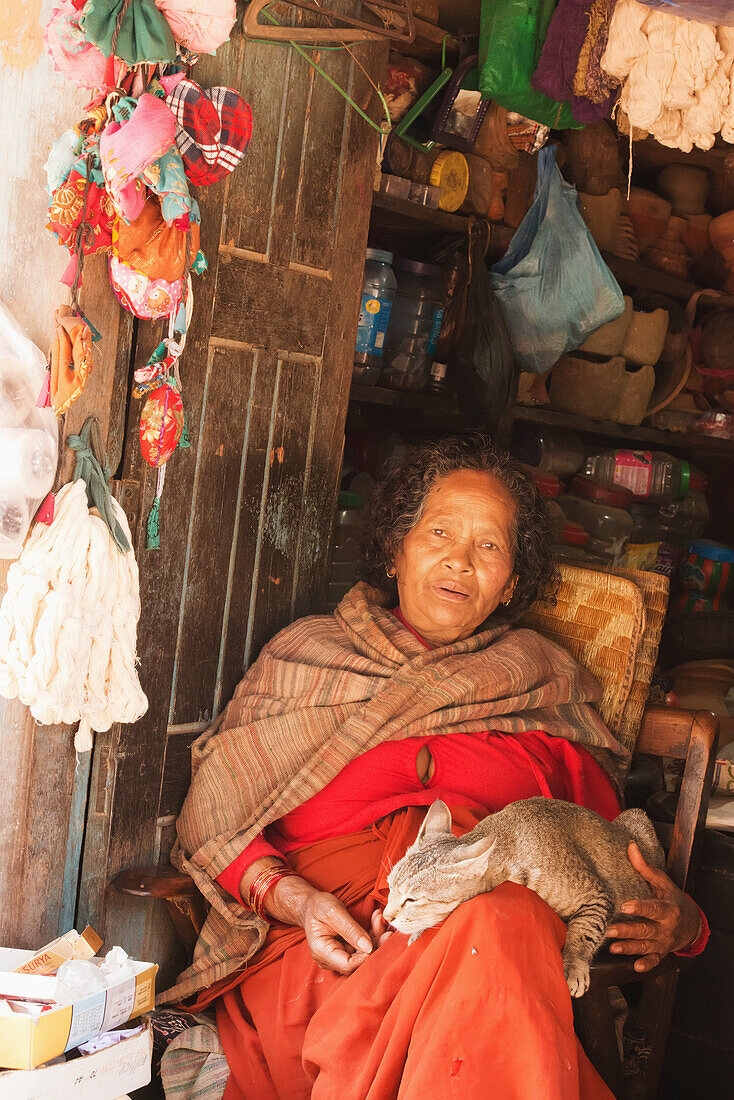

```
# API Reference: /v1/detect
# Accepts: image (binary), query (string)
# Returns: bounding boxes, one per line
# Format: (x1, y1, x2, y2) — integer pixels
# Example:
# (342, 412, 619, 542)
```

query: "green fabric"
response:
(478, 0, 582, 129)
(83, 0, 177, 64)
(146, 495, 161, 550)
(68, 418, 131, 554)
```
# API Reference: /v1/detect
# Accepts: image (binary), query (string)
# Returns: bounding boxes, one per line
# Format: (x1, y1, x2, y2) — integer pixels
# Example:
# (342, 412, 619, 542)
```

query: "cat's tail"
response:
(616, 808, 665, 871)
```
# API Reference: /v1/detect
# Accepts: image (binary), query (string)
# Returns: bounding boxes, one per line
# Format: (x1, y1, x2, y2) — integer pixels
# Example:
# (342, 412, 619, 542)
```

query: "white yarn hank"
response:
(602, 0, 734, 152)
(0, 480, 148, 752)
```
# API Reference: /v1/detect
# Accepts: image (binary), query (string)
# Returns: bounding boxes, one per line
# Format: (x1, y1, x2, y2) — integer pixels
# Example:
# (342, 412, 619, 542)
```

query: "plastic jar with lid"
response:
(353, 249, 397, 386)
(656, 487, 709, 578)
(406, 150, 469, 212)
(619, 505, 666, 572)
(658, 489, 709, 542)
(675, 540, 734, 613)
(553, 521, 593, 563)
(327, 491, 363, 610)
(558, 477, 634, 562)
(582, 449, 691, 505)
(511, 424, 586, 479)
(382, 260, 447, 392)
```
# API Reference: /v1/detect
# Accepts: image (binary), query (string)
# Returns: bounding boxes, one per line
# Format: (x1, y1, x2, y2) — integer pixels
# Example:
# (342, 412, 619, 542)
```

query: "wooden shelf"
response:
(371, 192, 516, 250)
(350, 382, 461, 418)
(371, 190, 469, 233)
(513, 405, 734, 458)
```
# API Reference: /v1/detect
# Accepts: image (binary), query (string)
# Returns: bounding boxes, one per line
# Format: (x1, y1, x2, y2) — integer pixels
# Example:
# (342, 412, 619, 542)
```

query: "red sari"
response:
(187, 794, 617, 1099)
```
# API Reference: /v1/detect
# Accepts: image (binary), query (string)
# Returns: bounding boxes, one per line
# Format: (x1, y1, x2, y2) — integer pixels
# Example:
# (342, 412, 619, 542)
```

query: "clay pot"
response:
(621, 306, 670, 366)
(578, 189, 622, 252)
(708, 211, 734, 294)
(681, 213, 711, 263)
(701, 309, 734, 374)
(645, 347, 692, 417)
(670, 660, 734, 748)
(641, 215, 689, 279)
(657, 165, 710, 217)
(579, 296, 633, 357)
(634, 291, 689, 365)
(561, 122, 624, 196)
(689, 244, 729, 291)
(627, 187, 672, 250)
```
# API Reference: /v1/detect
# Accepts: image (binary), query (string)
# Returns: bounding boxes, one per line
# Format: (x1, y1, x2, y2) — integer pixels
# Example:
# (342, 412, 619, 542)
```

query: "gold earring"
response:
(386, 566, 396, 579)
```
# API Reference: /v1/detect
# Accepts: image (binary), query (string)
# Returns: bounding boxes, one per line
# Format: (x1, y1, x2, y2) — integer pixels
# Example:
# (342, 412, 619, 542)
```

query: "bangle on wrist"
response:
(247, 863, 299, 919)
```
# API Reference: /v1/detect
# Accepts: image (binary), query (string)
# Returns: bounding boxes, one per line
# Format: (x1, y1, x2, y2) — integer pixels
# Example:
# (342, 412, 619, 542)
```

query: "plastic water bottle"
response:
(353, 250, 397, 386)
(381, 260, 447, 392)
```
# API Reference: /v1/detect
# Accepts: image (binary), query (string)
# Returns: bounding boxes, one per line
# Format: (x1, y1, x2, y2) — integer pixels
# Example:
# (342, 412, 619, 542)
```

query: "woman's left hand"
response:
(606, 842, 702, 973)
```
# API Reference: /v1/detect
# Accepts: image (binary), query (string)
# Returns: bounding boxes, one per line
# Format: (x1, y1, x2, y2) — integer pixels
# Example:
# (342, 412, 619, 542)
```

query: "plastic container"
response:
(545, 499, 567, 542)
(620, 504, 666, 572)
(429, 150, 470, 212)
(425, 360, 449, 394)
(553, 521, 594, 562)
(582, 449, 691, 505)
(510, 423, 585, 479)
(676, 540, 734, 613)
(658, 491, 709, 542)
(382, 259, 447, 392)
(379, 173, 411, 200)
(408, 181, 440, 208)
(327, 491, 363, 609)
(353, 249, 397, 386)
(558, 477, 633, 563)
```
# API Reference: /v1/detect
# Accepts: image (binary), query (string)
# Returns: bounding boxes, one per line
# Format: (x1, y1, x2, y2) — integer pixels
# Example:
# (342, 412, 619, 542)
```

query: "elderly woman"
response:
(164, 436, 705, 1100)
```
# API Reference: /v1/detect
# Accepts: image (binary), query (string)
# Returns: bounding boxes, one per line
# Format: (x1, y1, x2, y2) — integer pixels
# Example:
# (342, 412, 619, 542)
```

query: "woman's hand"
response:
(606, 842, 702, 973)
(268, 875, 373, 975)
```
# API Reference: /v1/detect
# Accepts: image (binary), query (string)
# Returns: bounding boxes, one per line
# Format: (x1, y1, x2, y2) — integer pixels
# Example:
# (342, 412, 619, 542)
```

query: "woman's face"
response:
(392, 470, 517, 647)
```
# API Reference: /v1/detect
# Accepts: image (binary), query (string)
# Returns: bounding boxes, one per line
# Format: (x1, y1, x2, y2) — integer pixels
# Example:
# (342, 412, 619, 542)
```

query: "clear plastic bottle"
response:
(381, 260, 447, 392)
(353, 250, 397, 386)
(620, 504, 665, 571)
(511, 424, 586, 479)
(327, 491, 363, 610)
(582, 449, 691, 505)
(558, 477, 634, 562)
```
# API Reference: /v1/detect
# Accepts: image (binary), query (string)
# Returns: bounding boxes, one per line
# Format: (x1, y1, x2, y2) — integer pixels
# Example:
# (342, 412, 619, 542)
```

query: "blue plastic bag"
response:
(491, 147, 625, 374)
(635, 1, 734, 24)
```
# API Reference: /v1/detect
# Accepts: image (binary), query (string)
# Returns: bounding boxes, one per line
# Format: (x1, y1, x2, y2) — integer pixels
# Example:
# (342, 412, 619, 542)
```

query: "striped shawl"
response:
(162, 583, 627, 1003)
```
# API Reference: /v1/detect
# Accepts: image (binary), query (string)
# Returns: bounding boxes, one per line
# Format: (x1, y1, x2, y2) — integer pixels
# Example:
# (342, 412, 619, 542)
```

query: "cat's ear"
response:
(416, 800, 452, 844)
(451, 833, 497, 872)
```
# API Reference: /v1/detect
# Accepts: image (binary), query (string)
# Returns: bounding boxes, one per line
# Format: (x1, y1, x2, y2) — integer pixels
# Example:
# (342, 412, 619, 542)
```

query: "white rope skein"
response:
(0, 479, 148, 752)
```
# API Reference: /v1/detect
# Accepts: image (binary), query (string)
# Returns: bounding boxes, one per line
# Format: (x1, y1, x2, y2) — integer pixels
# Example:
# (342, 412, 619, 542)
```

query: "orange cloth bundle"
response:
(49, 307, 94, 414)
(113, 196, 200, 282)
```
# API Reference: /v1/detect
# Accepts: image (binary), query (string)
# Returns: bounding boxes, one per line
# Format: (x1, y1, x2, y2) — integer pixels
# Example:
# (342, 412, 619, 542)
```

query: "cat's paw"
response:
(564, 958, 590, 998)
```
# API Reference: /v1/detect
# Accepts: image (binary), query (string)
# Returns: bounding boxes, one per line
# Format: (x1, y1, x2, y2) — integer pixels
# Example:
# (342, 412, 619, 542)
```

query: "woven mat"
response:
(522, 563, 668, 757)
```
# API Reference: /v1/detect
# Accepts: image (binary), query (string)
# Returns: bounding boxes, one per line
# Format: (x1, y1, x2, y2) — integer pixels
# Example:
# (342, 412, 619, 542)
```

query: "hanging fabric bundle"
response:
(0, 420, 147, 752)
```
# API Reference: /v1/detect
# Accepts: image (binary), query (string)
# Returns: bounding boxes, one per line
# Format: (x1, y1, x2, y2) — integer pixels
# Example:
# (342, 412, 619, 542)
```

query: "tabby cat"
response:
(383, 797, 665, 997)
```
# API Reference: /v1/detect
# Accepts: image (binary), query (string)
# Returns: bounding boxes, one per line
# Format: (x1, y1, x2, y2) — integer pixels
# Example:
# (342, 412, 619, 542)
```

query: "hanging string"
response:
(69, 151, 95, 317)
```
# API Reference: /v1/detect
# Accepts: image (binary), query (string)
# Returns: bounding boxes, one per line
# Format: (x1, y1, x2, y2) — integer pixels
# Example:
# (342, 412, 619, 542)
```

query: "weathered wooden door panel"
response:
(77, 17, 385, 980)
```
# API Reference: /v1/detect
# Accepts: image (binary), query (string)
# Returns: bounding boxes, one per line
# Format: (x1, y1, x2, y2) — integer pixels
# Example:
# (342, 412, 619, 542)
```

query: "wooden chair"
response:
(115, 564, 717, 1099)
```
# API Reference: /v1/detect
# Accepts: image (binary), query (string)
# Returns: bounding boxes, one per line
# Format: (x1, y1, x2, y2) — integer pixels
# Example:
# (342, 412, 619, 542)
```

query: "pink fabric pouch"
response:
(100, 93, 176, 221)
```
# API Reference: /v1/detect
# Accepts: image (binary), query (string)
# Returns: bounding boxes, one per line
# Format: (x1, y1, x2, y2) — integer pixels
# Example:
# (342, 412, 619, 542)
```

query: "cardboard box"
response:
(0, 950, 157, 1070)
(0, 1020, 152, 1099)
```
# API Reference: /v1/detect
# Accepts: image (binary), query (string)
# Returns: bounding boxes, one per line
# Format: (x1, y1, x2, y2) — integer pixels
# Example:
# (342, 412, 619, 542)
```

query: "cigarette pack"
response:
(12, 927, 103, 977)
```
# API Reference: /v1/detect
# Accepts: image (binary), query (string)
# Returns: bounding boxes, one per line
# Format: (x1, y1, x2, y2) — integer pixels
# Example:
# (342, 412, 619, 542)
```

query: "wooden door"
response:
(77, 20, 385, 981)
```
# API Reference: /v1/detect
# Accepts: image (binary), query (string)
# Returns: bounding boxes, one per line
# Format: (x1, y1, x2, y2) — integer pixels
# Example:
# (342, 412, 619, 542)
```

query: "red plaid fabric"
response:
(166, 79, 252, 187)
